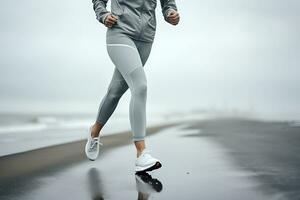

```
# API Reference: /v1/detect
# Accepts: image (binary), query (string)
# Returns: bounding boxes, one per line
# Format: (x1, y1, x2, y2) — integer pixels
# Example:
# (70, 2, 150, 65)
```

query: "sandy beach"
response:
(0, 117, 299, 200)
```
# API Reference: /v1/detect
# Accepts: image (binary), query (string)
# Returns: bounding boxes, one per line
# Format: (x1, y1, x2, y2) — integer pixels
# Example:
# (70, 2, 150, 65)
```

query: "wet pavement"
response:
(0, 123, 286, 199)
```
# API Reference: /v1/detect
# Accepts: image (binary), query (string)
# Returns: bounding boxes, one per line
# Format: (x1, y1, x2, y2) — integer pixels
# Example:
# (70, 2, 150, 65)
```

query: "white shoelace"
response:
(89, 138, 103, 152)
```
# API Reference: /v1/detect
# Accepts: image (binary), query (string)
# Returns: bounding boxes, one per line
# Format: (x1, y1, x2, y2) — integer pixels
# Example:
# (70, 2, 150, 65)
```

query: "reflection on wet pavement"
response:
(87, 168, 105, 200)
(87, 167, 163, 200)
(87, 168, 163, 200)
(135, 172, 163, 200)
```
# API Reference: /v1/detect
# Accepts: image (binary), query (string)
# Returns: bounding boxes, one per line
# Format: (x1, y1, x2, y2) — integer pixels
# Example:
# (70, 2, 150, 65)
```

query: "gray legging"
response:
(95, 32, 153, 141)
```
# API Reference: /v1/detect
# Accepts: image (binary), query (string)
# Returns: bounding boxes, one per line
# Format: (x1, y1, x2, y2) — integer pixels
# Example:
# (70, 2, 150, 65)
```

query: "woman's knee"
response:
(136, 82, 147, 94)
(128, 67, 148, 98)
(132, 81, 147, 99)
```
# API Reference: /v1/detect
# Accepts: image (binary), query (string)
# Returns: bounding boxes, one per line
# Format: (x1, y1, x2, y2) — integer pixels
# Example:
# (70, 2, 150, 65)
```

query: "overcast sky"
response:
(0, 0, 299, 119)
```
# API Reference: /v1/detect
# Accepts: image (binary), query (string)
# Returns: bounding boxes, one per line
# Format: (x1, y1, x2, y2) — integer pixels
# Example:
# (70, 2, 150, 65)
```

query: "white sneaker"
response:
(85, 126, 103, 161)
(135, 149, 162, 172)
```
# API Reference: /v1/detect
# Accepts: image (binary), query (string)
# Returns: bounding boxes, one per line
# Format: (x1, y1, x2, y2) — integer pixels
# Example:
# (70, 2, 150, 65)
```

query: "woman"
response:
(85, 0, 180, 173)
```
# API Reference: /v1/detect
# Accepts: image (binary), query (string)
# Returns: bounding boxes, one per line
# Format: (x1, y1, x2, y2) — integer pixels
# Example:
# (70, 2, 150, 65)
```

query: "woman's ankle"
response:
(91, 122, 103, 138)
(136, 147, 146, 157)
(134, 139, 146, 157)
(91, 130, 100, 138)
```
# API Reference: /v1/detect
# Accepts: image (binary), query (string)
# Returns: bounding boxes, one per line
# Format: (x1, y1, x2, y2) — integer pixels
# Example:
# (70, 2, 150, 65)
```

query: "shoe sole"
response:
(136, 161, 162, 173)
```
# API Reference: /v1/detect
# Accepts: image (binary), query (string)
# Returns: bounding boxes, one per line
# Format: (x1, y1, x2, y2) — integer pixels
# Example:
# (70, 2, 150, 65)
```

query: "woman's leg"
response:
(91, 39, 152, 139)
(105, 34, 151, 146)
(131, 40, 153, 156)
(91, 68, 129, 137)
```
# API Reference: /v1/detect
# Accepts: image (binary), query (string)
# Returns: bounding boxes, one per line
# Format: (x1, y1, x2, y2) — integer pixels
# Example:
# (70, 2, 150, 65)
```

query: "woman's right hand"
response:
(104, 14, 118, 28)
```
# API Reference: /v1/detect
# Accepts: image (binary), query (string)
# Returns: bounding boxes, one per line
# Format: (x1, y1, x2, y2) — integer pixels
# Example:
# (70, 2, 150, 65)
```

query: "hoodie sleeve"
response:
(92, 0, 111, 24)
(160, 0, 178, 21)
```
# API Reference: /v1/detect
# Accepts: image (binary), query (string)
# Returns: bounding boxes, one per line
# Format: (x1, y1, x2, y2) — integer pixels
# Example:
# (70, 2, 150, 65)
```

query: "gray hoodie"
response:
(92, 0, 178, 42)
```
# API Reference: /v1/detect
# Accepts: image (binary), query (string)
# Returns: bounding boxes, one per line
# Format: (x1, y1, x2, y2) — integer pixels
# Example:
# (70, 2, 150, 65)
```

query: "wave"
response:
(289, 121, 300, 127)
(0, 116, 93, 134)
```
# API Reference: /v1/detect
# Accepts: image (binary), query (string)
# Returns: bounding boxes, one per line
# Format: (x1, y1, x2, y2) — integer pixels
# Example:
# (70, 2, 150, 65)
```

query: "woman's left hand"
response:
(166, 10, 180, 25)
